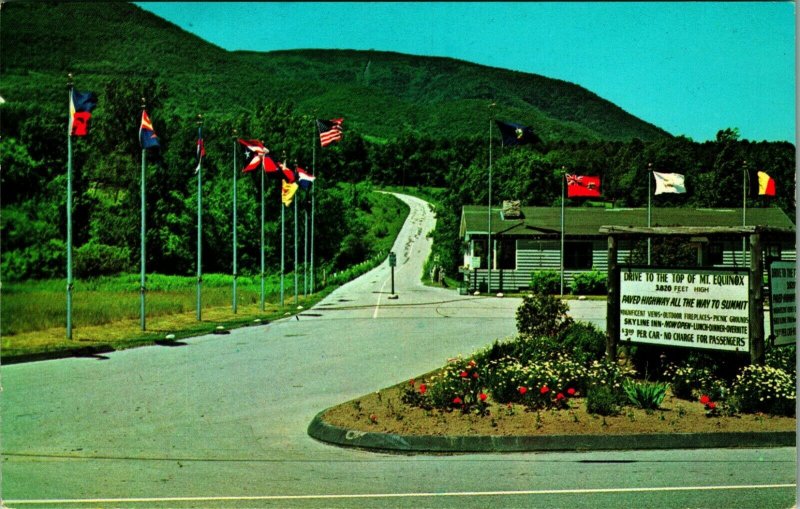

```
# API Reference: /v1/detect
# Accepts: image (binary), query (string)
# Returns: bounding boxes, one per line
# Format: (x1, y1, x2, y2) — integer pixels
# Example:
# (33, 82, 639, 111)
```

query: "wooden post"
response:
(749, 232, 765, 365)
(606, 234, 619, 360)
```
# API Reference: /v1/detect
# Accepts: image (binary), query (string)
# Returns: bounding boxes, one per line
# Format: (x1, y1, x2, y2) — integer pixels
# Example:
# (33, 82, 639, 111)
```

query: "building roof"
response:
(460, 206, 795, 238)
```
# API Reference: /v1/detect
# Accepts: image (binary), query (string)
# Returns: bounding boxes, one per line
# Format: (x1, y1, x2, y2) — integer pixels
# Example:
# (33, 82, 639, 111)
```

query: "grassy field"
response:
(2, 191, 409, 362)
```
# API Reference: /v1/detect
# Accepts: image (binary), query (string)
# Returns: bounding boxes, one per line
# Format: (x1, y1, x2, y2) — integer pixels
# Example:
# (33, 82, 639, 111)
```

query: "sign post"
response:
(388, 251, 397, 299)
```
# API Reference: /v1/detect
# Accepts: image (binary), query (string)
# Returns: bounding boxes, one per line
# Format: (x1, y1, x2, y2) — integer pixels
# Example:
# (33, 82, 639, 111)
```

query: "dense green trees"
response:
(1, 72, 794, 283)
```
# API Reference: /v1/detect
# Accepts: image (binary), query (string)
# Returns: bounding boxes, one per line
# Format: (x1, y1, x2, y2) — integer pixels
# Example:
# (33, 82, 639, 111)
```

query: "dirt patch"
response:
(323, 382, 795, 437)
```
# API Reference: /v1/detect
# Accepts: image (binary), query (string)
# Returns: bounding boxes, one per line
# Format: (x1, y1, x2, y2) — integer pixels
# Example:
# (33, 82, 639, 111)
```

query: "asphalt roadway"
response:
(1, 193, 795, 508)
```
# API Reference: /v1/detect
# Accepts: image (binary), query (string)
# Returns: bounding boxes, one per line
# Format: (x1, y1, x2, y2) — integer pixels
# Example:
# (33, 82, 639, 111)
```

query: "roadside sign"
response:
(769, 260, 796, 346)
(389, 252, 396, 267)
(619, 267, 749, 352)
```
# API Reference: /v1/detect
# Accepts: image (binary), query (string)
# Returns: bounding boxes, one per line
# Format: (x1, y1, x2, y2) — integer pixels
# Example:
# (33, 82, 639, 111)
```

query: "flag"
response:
(238, 139, 267, 172)
(495, 120, 540, 146)
(262, 154, 280, 176)
(757, 171, 776, 196)
(297, 167, 315, 190)
(566, 174, 601, 198)
(194, 127, 206, 174)
(69, 90, 97, 136)
(282, 180, 299, 206)
(139, 110, 160, 149)
(279, 161, 296, 183)
(317, 118, 343, 147)
(653, 171, 686, 195)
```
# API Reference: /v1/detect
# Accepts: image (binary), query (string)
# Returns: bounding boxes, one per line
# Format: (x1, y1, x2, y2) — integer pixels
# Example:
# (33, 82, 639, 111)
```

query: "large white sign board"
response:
(769, 261, 796, 346)
(620, 268, 749, 352)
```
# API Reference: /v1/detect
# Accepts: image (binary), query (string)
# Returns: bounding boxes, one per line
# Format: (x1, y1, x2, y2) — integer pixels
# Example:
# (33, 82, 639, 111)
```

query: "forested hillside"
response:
(1, 2, 794, 282)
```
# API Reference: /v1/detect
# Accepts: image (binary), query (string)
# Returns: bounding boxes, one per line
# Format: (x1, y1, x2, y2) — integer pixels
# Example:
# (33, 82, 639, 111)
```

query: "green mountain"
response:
(1, 1, 670, 142)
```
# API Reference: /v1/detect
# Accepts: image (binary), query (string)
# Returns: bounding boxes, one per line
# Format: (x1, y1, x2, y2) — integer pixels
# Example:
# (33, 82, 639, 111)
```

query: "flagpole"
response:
(232, 129, 238, 314)
(140, 98, 147, 331)
(281, 192, 285, 308)
(260, 157, 265, 312)
(281, 152, 286, 308)
(742, 161, 747, 264)
(560, 168, 565, 297)
(196, 116, 203, 321)
(66, 74, 74, 340)
(647, 162, 652, 265)
(304, 202, 309, 297)
(311, 116, 317, 294)
(293, 162, 299, 306)
(487, 103, 495, 294)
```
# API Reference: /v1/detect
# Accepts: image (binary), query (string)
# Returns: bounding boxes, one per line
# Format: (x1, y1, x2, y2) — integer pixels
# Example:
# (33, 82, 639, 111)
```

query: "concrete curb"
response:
(308, 410, 795, 453)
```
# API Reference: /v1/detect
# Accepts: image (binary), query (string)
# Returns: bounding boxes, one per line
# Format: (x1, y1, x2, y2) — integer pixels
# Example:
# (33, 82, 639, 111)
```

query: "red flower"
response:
(472, 373, 479, 379)
(699, 395, 710, 405)
(540, 386, 550, 395)
(453, 396, 463, 405)
(556, 392, 565, 401)
(460, 371, 469, 378)
(479, 393, 488, 402)
(468, 360, 477, 367)
(369, 414, 377, 422)
(519, 386, 528, 395)
(567, 388, 576, 396)
(419, 384, 427, 394)
(409, 379, 416, 386)
(707, 402, 716, 410)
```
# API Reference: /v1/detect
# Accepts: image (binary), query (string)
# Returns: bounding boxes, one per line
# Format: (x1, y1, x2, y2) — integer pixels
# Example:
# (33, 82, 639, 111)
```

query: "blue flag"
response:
(495, 120, 541, 146)
(139, 110, 160, 149)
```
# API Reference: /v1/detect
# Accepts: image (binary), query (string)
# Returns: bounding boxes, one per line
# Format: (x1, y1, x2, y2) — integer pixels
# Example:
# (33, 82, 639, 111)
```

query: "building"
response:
(459, 203, 796, 292)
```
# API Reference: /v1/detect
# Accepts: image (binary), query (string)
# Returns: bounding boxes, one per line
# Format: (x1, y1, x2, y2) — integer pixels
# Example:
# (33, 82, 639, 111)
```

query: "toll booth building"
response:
(459, 203, 796, 292)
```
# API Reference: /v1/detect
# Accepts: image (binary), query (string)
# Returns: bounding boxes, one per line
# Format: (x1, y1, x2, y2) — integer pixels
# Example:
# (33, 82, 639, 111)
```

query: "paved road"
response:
(1, 193, 795, 508)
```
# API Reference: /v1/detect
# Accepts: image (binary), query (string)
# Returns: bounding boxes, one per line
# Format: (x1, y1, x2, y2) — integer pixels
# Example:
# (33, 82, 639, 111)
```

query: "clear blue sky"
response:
(136, 2, 796, 142)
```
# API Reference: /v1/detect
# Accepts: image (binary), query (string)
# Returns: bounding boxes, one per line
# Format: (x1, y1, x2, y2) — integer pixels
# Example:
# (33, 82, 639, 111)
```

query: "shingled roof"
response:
(460, 206, 795, 238)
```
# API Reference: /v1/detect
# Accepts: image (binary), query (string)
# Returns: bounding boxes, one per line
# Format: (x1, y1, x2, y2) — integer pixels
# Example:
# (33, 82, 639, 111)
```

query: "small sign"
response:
(769, 261, 796, 346)
(388, 252, 396, 267)
(619, 267, 749, 352)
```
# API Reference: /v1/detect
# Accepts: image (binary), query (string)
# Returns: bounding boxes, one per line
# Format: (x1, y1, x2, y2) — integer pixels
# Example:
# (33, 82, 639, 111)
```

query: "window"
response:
(498, 239, 516, 269)
(706, 242, 723, 266)
(564, 241, 593, 269)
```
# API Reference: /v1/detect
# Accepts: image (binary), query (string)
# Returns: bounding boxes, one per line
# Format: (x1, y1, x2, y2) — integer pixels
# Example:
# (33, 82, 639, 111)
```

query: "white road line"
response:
(5, 484, 796, 505)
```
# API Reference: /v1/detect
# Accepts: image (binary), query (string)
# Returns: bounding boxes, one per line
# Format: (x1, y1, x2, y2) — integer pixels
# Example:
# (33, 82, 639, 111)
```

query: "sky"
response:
(136, 2, 796, 143)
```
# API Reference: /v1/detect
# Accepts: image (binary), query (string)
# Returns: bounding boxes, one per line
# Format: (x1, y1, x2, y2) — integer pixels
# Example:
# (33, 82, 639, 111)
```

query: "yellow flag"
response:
(282, 181, 299, 206)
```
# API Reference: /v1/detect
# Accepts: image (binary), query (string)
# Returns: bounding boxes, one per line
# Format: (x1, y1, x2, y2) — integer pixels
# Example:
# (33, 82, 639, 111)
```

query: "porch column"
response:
(606, 234, 619, 360)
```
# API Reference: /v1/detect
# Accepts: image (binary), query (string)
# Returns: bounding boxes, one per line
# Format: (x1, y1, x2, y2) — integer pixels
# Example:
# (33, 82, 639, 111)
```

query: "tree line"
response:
(1, 76, 795, 281)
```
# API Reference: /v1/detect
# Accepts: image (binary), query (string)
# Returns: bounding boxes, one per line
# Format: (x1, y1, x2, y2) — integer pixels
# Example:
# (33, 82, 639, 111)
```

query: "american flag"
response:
(317, 118, 343, 147)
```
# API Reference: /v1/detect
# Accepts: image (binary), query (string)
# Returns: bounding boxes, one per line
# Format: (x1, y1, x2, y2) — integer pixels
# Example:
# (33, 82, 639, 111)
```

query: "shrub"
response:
(586, 359, 636, 395)
(401, 379, 431, 410)
(530, 270, 561, 295)
(663, 363, 722, 401)
(586, 384, 622, 416)
(74, 241, 132, 277)
(569, 270, 607, 295)
(766, 344, 796, 378)
(425, 357, 486, 413)
(515, 293, 573, 338)
(730, 365, 795, 416)
(623, 379, 669, 410)
(558, 322, 606, 364)
(484, 354, 586, 408)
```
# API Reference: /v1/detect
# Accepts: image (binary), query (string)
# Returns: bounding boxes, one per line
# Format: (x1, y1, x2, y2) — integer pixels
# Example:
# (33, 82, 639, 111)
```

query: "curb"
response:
(308, 410, 796, 453)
